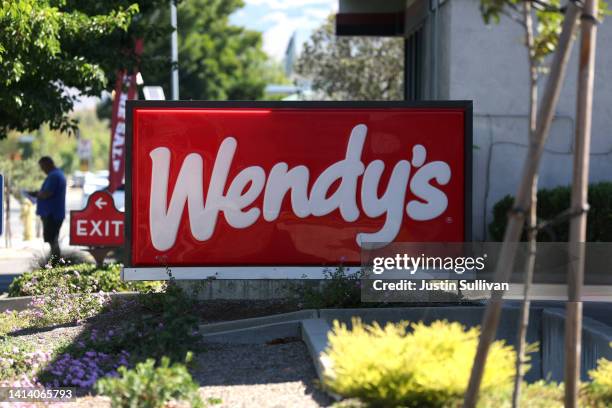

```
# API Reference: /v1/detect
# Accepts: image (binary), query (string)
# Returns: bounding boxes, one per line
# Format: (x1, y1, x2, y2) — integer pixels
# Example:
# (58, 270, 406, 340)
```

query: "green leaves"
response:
(95, 354, 205, 408)
(480, 0, 609, 64)
(139, 0, 268, 101)
(295, 16, 404, 101)
(0, 0, 143, 138)
(488, 182, 612, 242)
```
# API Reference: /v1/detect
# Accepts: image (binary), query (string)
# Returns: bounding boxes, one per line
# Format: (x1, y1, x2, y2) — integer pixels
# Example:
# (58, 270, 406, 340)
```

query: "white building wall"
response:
(441, 0, 612, 240)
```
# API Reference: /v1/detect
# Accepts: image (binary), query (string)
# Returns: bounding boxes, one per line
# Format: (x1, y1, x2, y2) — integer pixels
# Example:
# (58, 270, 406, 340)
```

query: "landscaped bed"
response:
(1, 262, 610, 407)
(0, 288, 329, 406)
(0, 262, 327, 407)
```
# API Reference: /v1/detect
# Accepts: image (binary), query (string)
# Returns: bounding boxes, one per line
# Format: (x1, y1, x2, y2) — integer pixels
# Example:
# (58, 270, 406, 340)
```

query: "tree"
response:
(0, 0, 143, 138)
(296, 16, 404, 100)
(466, 1, 608, 407)
(139, 0, 269, 100)
(480, 1, 564, 406)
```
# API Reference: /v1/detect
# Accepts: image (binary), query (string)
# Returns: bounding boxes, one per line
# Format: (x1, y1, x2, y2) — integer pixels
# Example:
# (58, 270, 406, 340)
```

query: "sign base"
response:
(122, 267, 336, 281)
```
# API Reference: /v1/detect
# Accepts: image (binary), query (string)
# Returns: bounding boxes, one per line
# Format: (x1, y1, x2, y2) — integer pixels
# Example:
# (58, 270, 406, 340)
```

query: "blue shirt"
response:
(36, 168, 66, 221)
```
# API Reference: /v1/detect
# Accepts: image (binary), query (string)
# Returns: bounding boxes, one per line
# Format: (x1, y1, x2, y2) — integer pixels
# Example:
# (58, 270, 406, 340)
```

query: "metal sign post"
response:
(0, 174, 3, 237)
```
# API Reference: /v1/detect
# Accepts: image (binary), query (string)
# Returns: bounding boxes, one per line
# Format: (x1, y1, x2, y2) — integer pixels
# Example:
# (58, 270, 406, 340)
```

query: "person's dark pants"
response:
(42, 216, 63, 262)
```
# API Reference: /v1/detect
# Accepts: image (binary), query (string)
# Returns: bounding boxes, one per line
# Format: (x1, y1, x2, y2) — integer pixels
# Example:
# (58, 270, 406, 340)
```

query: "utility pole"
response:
(565, 0, 598, 406)
(170, 0, 179, 100)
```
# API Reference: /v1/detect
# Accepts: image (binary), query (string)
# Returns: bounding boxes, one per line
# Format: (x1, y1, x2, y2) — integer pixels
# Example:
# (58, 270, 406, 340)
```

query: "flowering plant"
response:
(26, 286, 110, 327)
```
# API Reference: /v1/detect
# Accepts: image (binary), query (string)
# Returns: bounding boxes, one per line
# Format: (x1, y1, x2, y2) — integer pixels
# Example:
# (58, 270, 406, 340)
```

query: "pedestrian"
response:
(29, 156, 66, 263)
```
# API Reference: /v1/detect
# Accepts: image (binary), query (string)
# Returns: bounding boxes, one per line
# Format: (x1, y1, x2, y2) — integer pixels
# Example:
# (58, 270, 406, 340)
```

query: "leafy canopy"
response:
(0, 0, 143, 138)
(296, 16, 404, 100)
(480, 0, 610, 64)
(139, 0, 269, 100)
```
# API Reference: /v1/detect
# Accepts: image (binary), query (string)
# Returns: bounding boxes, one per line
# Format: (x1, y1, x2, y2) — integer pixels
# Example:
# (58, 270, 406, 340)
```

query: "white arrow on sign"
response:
(95, 197, 108, 210)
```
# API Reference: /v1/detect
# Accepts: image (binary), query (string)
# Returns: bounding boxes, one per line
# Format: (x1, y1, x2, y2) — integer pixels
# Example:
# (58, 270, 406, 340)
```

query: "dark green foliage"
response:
(488, 182, 612, 241)
(291, 266, 363, 309)
(128, 282, 202, 362)
(139, 0, 268, 100)
(0, 0, 144, 137)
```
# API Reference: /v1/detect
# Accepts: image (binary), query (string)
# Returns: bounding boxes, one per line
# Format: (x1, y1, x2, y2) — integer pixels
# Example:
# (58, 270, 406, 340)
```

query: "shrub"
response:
(290, 266, 363, 309)
(132, 283, 202, 362)
(323, 319, 519, 408)
(25, 287, 110, 327)
(0, 310, 29, 336)
(95, 354, 204, 408)
(476, 380, 564, 408)
(585, 353, 612, 407)
(0, 337, 52, 381)
(488, 182, 612, 241)
(45, 350, 130, 389)
(8, 263, 163, 297)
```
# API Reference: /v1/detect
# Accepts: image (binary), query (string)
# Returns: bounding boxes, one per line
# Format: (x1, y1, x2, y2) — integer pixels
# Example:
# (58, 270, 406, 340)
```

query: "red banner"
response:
(127, 102, 471, 268)
(108, 40, 143, 193)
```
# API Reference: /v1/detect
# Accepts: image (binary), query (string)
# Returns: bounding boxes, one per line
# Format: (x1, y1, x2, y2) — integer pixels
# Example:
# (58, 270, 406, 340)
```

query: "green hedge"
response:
(8, 263, 163, 297)
(489, 182, 612, 242)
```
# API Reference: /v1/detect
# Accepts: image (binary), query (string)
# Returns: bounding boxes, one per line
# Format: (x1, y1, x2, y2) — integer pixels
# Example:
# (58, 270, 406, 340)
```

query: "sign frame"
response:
(122, 100, 472, 281)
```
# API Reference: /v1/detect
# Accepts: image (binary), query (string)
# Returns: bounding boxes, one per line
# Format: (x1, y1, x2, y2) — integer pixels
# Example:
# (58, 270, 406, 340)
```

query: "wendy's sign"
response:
(123, 102, 471, 280)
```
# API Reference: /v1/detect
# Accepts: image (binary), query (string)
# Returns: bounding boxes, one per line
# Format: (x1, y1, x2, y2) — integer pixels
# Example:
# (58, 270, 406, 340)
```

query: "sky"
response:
(75, 1, 337, 109)
(230, 0, 337, 60)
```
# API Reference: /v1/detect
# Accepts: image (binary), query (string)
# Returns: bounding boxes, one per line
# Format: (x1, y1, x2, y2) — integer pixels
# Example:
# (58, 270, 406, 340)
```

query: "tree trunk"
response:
(463, 3, 582, 407)
(512, 3, 538, 407)
(565, 0, 598, 406)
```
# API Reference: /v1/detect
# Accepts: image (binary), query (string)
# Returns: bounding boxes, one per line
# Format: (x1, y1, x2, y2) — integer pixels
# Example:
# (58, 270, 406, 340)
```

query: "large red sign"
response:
(127, 102, 471, 268)
(70, 191, 124, 247)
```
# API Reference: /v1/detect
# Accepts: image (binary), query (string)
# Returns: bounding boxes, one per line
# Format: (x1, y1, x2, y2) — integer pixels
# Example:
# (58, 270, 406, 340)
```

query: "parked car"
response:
(112, 185, 125, 211)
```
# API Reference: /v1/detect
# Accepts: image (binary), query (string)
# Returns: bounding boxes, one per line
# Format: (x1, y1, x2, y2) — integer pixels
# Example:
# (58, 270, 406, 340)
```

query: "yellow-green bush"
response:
(586, 353, 612, 407)
(323, 319, 520, 408)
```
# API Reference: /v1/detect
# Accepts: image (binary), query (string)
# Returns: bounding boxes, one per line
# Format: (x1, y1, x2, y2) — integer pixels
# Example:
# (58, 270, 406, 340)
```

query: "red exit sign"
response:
(70, 191, 124, 247)
(125, 102, 472, 278)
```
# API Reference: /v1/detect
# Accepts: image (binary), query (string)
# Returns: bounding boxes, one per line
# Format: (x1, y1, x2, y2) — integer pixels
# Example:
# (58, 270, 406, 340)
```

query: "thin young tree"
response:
(478, 1, 569, 404)
(467, 1, 608, 406)
(464, 2, 583, 406)
(565, 0, 599, 405)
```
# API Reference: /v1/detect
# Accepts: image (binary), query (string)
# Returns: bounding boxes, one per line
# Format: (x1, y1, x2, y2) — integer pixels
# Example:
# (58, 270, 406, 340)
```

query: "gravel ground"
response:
(195, 342, 332, 408)
(9, 323, 85, 354)
(196, 300, 301, 324)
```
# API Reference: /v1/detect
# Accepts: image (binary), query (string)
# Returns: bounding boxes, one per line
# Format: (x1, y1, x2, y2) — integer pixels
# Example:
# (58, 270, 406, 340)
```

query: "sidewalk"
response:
(0, 187, 83, 290)
(0, 244, 45, 273)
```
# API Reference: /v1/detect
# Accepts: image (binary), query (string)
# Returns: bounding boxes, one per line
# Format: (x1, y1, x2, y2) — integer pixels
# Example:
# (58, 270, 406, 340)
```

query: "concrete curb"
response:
(202, 320, 304, 344)
(301, 318, 341, 401)
(0, 291, 140, 312)
(199, 309, 317, 334)
(301, 318, 332, 381)
(0, 296, 32, 312)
